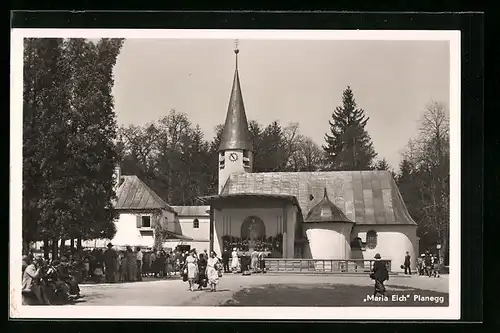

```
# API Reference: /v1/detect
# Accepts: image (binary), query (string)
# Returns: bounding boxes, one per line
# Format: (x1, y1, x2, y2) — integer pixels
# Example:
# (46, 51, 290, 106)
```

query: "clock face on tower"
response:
(229, 152, 238, 162)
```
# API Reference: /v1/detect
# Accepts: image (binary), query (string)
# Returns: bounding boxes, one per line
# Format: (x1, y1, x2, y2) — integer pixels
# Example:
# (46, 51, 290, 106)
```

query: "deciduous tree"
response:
(397, 101, 450, 264)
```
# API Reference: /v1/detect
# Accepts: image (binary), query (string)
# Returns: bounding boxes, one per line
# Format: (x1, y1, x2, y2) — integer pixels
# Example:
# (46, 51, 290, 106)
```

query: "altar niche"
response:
(241, 216, 266, 240)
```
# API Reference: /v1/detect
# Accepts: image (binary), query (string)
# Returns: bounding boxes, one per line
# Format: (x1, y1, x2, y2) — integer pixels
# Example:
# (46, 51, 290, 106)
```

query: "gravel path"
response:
(75, 273, 449, 306)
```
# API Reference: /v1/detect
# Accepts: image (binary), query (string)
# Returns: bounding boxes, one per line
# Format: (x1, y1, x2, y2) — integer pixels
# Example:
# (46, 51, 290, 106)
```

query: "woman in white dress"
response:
(185, 250, 198, 291)
(250, 249, 259, 273)
(206, 251, 221, 292)
(230, 247, 239, 273)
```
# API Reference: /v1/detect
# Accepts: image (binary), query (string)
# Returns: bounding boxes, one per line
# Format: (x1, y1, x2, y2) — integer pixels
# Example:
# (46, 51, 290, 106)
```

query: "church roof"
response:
(219, 171, 417, 226)
(171, 206, 210, 217)
(305, 188, 354, 223)
(115, 175, 175, 212)
(219, 48, 253, 152)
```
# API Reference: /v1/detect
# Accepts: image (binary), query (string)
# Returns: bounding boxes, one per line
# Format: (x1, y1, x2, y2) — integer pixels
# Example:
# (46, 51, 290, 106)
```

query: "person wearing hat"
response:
(404, 251, 412, 275)
(418, 254, 425, 275)
(221, 248, 230, 273)
(424, 251, 433, 277)
(22, 255, 30, 275)
(370, 253, 389, 297)
(56, 256, 81, 298)
(103, 243, 118, 283)
(22, 255, 49, 304)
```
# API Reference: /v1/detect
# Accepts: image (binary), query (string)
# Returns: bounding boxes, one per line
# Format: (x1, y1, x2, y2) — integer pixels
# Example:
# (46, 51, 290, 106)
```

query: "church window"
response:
(137, 215, 151, 228)
(243, 150, 250, 168)
(219, 152, 225, 170)
(320, 207, 331, 217)
(366, 230, 377, 249)
(193, 218, 199, 229)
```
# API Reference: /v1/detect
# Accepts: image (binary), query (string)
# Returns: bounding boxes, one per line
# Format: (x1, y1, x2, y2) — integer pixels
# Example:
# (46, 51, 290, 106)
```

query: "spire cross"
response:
(234, 39, 240, 69)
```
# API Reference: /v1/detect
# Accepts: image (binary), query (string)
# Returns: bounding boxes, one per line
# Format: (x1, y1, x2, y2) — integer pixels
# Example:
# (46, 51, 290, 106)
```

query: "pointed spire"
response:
(219, 42, 253, 152)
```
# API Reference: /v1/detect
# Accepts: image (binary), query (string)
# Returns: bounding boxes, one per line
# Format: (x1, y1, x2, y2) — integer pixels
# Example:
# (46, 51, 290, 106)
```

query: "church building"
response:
(199, 47, 418, 272)
(98, 46, 417, 273)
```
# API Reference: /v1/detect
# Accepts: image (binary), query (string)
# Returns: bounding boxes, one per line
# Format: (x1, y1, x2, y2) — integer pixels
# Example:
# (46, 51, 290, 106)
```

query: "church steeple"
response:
(219, 42, 253, 152)
(217, 41, 253, 194)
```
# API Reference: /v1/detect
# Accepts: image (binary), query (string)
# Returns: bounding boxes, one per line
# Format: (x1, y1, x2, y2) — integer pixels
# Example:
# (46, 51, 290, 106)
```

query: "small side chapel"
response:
(200, 46, 419, 272)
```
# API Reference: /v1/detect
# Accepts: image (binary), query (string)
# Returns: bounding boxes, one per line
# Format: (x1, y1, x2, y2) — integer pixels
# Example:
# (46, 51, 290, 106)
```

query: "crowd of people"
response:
(181, 249, 222, 292)
(22, 243, 258, 304)
(416, 251, 441, 277)
(222, 247, 269, 274)
(371, 250, 442, 297)
(401, 250, 441, 277)
(33, 243, 188, 284)
(22, 253, 83, 305)
(98, 243, 184, 283)
(179, 246, 271, 292)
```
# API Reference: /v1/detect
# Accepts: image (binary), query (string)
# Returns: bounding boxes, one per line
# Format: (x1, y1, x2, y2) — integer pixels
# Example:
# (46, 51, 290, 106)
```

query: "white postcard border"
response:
(10, 28, 461, 320)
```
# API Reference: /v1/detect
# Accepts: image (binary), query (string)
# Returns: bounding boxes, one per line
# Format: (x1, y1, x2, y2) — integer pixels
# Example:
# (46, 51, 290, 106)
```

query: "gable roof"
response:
(220, 171, 416, 226)
(171, 206, 210, 217)
(115, 175, 175, 212)
(306, 188, 353, 223)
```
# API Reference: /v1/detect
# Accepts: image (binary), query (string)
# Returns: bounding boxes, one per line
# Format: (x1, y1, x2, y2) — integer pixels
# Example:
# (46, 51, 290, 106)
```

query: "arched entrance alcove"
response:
(241, 216, 266, 240)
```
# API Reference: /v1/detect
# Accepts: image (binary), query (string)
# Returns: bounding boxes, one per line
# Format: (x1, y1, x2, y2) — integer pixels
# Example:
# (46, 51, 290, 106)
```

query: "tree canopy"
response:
(396, 101, 450, 263)
(117, 113, 325, 205)
(23, 38, 124, 254)
(323, 86, 378, 171)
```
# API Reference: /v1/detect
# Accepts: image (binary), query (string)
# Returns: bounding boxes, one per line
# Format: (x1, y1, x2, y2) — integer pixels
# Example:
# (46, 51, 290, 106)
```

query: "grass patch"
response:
(223, 283, 449, 307)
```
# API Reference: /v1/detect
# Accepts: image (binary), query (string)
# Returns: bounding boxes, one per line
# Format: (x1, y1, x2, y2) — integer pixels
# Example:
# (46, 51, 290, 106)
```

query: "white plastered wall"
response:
(351, 224, 418, 272)
(304, 222, 354, 260)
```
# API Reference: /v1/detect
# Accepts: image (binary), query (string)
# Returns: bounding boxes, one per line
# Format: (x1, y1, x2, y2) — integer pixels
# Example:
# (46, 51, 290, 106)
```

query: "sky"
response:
(112, 39, 450, 170)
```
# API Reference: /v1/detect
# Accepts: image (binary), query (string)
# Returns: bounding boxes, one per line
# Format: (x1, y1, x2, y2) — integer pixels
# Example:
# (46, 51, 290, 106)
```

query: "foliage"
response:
(396, 101, 450, 263)
(374, 158, 390, 171)
(118, 115, 325, 205)
(22, 38, 123, 251)
(323, 86, 377, 170)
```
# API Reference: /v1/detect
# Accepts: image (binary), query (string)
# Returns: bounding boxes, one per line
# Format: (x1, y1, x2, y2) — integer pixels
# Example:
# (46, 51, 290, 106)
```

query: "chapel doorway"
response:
(241, 216, 266, 241)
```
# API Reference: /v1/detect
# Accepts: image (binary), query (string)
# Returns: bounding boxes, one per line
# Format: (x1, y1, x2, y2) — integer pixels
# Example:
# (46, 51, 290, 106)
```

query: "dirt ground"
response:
(75, 273, 449, 307)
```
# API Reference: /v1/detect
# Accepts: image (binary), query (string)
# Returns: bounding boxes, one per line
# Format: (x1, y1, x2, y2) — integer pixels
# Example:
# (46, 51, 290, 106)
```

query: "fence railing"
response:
(261, 259, 392, 273)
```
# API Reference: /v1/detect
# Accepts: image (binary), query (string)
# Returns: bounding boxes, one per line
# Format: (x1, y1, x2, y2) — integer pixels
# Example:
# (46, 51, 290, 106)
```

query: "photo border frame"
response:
(9, 10, 484, 327)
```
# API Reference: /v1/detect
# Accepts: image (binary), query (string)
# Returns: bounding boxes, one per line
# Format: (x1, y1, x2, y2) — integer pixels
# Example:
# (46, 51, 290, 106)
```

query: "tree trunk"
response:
(60, 238, 66, 257)
(22, 239, 30, 255)
(43, 238, 50, 260)
(77, 238, 82, 250)
(51, 239, 59, 260)
(443, 225, 449, 266)
(70, 238, 75, 249)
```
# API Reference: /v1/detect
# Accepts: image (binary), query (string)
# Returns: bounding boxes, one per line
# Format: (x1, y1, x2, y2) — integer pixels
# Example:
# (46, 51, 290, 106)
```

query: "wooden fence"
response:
(261, 258, 392, 274)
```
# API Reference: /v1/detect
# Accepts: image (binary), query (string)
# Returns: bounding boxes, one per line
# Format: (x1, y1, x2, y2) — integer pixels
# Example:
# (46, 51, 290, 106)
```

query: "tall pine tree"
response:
(323, 86, 377, 171)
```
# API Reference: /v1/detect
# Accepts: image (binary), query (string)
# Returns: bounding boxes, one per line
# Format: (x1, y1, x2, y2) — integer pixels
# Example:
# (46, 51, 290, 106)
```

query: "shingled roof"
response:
(171, 206, 210, 217)
(115, 175, 175, 212)
(220, 171, 416, 226)
(306, 188, 354, 223)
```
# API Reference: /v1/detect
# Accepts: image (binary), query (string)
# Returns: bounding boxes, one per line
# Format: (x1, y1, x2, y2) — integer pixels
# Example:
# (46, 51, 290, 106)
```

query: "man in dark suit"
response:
(371, 253, 389, 297)
(404, 251, 411, 275)
(222, 248, 230, 273)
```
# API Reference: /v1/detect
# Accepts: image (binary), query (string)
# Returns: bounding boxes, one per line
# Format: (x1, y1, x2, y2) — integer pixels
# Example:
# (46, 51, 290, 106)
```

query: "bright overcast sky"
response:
(112, 39, 450, 170)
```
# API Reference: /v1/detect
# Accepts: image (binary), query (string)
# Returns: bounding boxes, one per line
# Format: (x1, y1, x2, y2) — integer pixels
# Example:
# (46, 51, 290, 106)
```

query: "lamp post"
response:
(436, 243, 442, 272)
